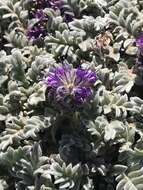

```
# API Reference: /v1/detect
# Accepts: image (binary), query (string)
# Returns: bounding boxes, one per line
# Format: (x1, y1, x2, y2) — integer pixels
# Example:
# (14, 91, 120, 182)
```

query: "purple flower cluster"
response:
(27, 0, 74, 42)
(134, 34, 143, 82)
(44, 66, 97, 106)
(27, 10, 48, 41)
(27, 25, 47, 41)
(34, 9, 48, 20)
(136, 34, 143, 65)
(136, 34, 143, 54)
(27, 0, 61, 41)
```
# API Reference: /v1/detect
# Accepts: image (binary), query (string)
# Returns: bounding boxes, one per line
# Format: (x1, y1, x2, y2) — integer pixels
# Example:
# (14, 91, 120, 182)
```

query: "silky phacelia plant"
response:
(1, 0, 143, 189)
(44, 66, 97, 106)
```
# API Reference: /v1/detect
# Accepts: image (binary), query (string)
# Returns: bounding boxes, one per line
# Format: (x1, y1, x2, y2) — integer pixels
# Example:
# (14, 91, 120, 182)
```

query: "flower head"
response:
(44, 66, 97, 107)
(27, 10, 48, 41)
(136, 34, 143, 54)
(34, 9, 48, 20)
(134, 34, 143, 84)
(27, 25, 47, 41)
(28, 0, 74, 22)
(27, 0, 73, 42)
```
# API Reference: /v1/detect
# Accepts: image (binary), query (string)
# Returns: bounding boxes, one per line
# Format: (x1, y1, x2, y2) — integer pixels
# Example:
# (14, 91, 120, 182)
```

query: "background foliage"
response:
(0, 0, 143, 189)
